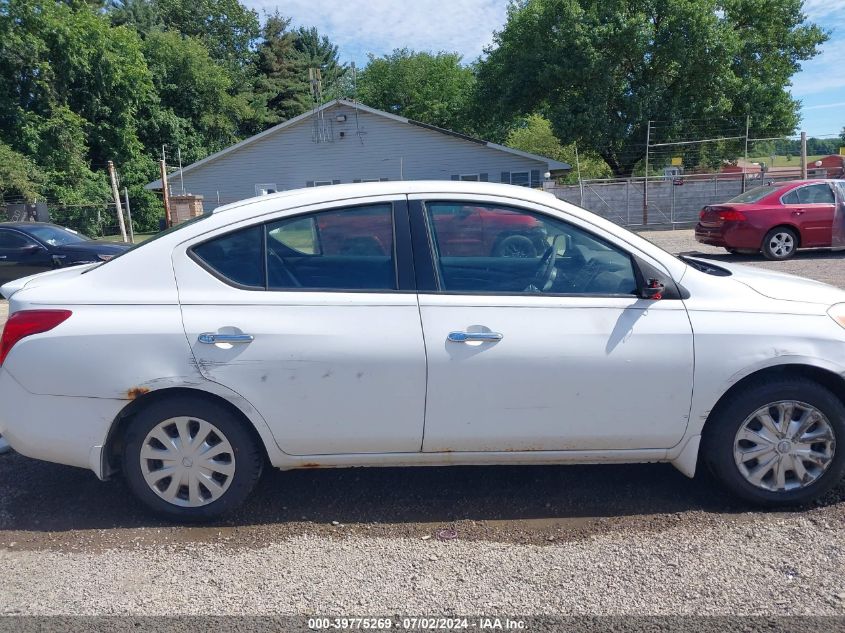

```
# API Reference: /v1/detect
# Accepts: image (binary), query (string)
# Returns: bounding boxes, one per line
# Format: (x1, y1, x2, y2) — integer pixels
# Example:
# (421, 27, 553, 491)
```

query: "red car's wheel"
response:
(762, 227, 798, 260)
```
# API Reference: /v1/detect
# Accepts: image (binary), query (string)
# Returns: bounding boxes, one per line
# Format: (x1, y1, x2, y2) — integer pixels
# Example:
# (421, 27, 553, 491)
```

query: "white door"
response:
(174, 199, 426, 456)
(414, 197, 695, 452)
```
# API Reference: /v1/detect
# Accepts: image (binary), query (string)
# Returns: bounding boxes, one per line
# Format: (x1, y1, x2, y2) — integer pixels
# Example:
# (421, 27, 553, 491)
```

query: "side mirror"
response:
(640, 278, 664, 300)
(21, 243, 42, 255)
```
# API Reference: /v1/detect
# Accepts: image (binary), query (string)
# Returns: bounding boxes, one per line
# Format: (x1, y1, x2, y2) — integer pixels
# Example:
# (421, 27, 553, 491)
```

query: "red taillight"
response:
(0, 310, 72, 366)
(718, 210, 747, 222)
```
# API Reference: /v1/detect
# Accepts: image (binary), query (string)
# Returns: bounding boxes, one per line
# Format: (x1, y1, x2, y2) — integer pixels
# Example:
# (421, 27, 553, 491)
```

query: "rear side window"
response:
(191, 204, 397, 291)
(192, 225, 264, 288)
(796, 184, 835, 204)
(266, 204, 396, 290)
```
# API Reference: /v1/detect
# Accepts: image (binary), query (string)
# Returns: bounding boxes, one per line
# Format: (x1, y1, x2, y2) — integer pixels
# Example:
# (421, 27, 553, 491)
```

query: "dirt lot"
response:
(1, 229, 844, 617)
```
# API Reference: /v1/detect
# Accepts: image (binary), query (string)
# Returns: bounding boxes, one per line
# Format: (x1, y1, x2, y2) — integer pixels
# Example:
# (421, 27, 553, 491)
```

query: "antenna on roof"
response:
(351, 61, 364, 145)
(309, 67, 332, 144)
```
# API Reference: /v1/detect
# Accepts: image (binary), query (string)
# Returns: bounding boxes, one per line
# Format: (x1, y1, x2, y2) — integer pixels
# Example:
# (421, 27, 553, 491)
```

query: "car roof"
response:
(211, 181, 559, 215)
(0, 222, 60, 229)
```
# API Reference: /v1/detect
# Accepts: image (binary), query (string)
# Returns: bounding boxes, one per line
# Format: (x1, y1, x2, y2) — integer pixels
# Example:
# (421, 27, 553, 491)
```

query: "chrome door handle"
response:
(198, 333, 254, 344)
(447, 331, 503, 343)
(0, 256, 7, 260)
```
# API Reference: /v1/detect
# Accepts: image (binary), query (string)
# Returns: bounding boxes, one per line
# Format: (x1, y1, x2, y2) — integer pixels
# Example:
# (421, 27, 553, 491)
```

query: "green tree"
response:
(0, 142, 44, 203)
(293, 26, 348, 99)
(249, 12, 311, 129)
(477, 0, 827, 177)
(152, 0, 259, 68)
(141, 30, 243, 162)
(358, 49, 476, 132)
(505, 115, 611, 182)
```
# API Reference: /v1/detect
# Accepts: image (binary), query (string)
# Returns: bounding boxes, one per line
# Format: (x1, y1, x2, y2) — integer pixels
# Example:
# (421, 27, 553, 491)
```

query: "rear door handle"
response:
(198, 333, 254, 344)
(447, 331, 503, 343)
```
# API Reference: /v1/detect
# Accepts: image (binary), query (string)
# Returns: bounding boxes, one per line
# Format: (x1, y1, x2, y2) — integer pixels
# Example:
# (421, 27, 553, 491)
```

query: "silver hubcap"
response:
(734, 400, 836, 492)
(768, 232, 794, 257)
(140, 417, 236, 507)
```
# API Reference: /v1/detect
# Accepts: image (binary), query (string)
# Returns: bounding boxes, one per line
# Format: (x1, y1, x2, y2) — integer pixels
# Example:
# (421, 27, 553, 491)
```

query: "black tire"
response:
(703, 377, 845, 507)
(493, 234, 537, 258)
(761, 227, 798, 260)
(122, 396, 263, 521)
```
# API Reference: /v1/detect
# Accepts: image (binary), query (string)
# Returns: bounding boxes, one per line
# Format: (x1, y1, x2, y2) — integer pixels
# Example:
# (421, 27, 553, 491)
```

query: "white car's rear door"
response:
(173, 197, 426, 456)
(409, 195, 695, 452)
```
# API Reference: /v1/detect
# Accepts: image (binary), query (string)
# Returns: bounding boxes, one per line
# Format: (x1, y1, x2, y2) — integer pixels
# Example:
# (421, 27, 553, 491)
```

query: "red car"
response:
(695, 179, 844, 260)
(318, 205, 547, 258)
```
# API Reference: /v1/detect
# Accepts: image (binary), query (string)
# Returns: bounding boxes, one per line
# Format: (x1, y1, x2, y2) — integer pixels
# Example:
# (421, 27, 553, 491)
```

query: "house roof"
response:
(145, 99, 570, 189)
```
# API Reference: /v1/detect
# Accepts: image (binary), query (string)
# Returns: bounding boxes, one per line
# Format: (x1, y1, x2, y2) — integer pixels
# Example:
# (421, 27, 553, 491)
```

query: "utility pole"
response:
(107, 161, 128, 242)
(575, 143, 584, 206)
(123, 187, 135, 244)
(643, 121, 651, 225)
(800, 131, 808, 179)
(160, 159, 172, 228)
(742, 115, 750, 193)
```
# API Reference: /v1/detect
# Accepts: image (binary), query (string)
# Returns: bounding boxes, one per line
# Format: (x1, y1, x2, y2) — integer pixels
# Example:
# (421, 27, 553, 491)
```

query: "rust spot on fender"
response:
(127, 386, 150, 400)
(301, 462, 321, 468)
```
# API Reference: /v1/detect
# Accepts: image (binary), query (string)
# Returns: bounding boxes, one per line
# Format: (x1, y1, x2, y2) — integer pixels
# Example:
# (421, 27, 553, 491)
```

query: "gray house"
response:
(146, 99, 570, 208)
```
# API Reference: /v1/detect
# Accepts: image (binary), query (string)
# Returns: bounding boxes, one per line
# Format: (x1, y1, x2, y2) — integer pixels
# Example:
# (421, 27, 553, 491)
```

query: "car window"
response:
(192, 225, 264, 288)
(266, 204, 396, 291)
(781, 189, 800, 204)
(728, 185, 777, 204)
(27, 225, 89, 245)
(0, 230, 37, 249)
(425, 202, 637, 295)
(796, 184, 835, 204)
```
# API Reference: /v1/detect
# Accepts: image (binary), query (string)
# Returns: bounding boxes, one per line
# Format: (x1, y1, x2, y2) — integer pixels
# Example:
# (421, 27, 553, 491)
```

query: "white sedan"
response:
(1, 182, 843, 520)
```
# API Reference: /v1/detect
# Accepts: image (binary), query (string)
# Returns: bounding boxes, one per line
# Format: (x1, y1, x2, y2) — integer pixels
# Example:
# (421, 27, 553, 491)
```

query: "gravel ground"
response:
(1, 230, 844, 618)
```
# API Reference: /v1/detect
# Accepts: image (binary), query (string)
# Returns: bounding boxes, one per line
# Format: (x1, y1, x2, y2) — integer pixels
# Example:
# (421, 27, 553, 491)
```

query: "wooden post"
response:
(123, 187, 135, 244)
(800, 131, 808, 180)
(107, 161, 128, 242)
(160, 159, 172, 228)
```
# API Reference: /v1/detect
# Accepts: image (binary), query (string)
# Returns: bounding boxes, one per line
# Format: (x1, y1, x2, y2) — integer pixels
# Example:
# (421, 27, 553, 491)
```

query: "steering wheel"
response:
(525, 244, 558, 292)
(268, 248, 302, 287)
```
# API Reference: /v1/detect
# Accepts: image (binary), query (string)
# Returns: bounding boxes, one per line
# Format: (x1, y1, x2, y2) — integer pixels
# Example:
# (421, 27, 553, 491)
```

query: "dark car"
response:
(695, 179, 845, 260)
(0, 222, 131, 284)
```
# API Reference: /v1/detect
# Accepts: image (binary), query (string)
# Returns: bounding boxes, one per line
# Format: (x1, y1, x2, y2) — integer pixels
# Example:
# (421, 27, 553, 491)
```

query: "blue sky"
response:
(246, 0, 845, 138)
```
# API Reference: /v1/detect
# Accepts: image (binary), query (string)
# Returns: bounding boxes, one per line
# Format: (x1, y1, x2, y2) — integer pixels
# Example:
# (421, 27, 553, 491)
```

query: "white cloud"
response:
(801, 100, 845, 110)
(244, 0, 508, 64)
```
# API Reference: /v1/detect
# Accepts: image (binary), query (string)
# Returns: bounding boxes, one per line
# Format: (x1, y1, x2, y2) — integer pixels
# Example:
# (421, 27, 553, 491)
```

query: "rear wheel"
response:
(122, 396, 263, 521)
(762, 227, 798, 260)
(704, 378, 845, 506)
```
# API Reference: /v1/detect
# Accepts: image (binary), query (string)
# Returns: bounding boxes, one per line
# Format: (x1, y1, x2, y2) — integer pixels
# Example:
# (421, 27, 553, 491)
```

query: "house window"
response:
(510, 172, 530, 187)
(255, 183, 277, 195)
(314, 180, 334, 187)
(460, 174, 479, 181)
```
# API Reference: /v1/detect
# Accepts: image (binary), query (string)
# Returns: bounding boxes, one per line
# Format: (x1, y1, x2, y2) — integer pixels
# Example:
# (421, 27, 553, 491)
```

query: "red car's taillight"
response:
(718, 210, 747, 222)
(0, 310, 72, 366)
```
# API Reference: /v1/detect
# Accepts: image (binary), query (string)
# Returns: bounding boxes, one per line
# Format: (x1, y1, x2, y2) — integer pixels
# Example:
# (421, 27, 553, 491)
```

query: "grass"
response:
(99, 232, 156, 244)
(747, 154, 826, 168)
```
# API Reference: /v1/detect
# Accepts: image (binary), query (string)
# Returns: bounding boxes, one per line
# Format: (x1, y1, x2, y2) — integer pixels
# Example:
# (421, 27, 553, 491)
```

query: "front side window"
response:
(425, 202, 637, 295)
(192, 204, 397, 291)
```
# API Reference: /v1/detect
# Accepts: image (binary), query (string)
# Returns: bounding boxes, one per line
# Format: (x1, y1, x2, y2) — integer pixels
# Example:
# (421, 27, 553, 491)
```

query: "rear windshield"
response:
(85, 213, 212, 270)
(728, 185, 777, 204)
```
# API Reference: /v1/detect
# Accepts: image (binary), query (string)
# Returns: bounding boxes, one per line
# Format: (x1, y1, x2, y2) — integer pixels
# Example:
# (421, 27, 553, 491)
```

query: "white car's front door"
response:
(412, 197, 695, 452)
(174, 199, 427, 456)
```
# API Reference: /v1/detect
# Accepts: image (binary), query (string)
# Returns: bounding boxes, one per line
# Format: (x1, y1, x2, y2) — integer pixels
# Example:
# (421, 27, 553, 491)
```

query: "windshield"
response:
(29, 225, 90, 246)
(727, 185, 778, 204)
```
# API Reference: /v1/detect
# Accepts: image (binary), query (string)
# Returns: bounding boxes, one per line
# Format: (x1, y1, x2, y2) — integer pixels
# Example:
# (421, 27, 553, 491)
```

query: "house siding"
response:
(169, 103, 553, 208)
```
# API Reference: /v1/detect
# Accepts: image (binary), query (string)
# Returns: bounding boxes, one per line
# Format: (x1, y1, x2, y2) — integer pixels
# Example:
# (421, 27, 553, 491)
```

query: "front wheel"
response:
(122, 396, 263, 521)
(762, 227, 798, 260)
(703, 377, 845, 506)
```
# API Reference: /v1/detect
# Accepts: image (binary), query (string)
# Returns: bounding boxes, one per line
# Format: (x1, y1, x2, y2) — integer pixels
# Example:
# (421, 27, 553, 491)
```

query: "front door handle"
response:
(198, 332, 254, 344)
(447, 331, 503, 343)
